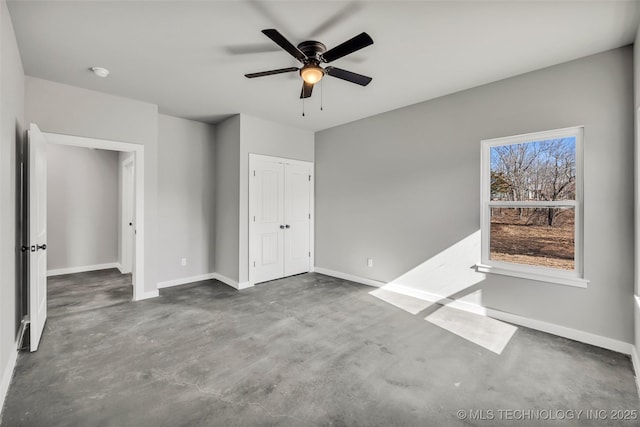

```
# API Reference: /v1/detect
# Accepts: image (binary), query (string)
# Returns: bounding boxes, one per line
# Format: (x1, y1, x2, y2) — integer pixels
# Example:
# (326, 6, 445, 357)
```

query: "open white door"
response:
(28, 123, 47, 352)
(121, 158, 135, 274)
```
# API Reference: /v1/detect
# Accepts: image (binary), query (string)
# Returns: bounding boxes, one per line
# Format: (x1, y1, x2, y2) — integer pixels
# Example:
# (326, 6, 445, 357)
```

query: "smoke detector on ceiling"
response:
(90, 67, 110, 78)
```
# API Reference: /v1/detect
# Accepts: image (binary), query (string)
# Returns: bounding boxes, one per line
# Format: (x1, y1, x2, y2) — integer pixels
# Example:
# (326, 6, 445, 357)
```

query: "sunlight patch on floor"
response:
(369, 288, 435, 315)
(425, 306, 517, 354)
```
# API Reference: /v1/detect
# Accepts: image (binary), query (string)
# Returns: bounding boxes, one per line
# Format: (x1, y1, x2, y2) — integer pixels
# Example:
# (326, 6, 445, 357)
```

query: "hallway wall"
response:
(47, 144, 119, 273)
(157, 114, 216, 285)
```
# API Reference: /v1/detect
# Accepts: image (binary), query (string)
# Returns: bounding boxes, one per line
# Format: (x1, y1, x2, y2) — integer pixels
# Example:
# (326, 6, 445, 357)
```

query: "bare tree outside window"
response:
(488, 137, 576, 270)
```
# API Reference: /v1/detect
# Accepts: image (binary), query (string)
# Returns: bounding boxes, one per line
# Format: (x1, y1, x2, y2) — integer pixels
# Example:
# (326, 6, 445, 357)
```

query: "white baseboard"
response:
(47, 262, 119, 277)
(0, 342, 18, 423)
(485, 305, 632, 355)
(134, 290, 159, 301)
(155, 272, 256, 292)
(157, 273, 216, 289)
(313, 267, 385, 288)
(316, 267, 633, 356)
(237, 281, 252, 290)
(213, 273, 253, 290)
(384, 282, 488, 316)
(631, 345, 640, 399)
(633, 296, 640, 399)
(116, 263, 129, 274)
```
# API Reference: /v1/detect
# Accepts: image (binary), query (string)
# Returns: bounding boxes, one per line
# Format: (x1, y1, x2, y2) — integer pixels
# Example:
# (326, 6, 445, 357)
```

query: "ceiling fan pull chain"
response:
(320, 80, 323, 111)
(302, 97, 305, 117)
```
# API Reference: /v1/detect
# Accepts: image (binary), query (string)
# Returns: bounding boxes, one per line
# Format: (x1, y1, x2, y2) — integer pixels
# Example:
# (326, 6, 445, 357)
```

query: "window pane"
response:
(490, 207, 574, 270)
(490, 137, 576, 202)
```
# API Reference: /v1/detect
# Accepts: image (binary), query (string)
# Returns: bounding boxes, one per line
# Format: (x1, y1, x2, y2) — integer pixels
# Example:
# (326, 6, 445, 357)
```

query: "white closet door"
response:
(284, 163, 311, 276)
(251, 159, 285, 284)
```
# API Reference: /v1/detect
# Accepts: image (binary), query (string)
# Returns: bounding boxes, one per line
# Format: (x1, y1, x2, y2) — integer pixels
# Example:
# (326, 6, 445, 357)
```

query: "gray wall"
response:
(46, 144, 118, 271)
(25, 77, 159, 294)
(0, 0, 25, 399)
(238, 114, 315, 284)
(316, 47, 634, 343)
(214, 115, 240, 282)
(157, 114, 215, 283)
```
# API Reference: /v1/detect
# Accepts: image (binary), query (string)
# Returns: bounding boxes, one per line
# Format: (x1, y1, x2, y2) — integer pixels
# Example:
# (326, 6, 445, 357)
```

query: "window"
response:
(477, 127, 587, 287)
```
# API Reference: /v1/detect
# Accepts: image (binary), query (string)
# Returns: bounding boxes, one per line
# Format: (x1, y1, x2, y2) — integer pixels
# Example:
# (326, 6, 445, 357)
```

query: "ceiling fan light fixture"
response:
(300, 64, 324, 84)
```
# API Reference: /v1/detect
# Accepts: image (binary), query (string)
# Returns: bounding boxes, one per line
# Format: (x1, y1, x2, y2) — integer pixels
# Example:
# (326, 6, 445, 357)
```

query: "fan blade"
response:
(321, 32, 373, 63)
(262, 29, 307, 62)
(307, 3, 363, 39)
(245, 67, 299, 78)
(325, 67, 372, 86)
(300, 81, 314, 98)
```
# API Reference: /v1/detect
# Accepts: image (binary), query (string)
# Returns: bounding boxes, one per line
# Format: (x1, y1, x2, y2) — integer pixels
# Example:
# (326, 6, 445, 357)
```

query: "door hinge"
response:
(253, 261, 256, 267)
(308, 175, 311, 181)
(253, 216, 256, 222)
(253, 170, 256, 177)
(308, 213, 311, 219)
(308, 252, 311, 257)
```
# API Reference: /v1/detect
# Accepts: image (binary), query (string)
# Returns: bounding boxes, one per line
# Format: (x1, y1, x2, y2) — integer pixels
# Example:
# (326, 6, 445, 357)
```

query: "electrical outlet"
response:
(367, 258, 373, 268)
(181, 258, 187, 267)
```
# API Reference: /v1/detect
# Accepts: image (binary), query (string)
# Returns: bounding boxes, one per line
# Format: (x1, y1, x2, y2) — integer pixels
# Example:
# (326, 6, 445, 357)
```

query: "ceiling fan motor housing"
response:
(297, 40, 327, 63)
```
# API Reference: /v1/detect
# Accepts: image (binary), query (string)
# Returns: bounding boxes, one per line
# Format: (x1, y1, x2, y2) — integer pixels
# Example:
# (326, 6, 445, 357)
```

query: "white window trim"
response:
(478, 126, 588, 288)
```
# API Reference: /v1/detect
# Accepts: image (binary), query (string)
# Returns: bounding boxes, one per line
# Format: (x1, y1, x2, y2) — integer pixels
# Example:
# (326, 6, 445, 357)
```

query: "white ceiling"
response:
(7, 1, 640, 132)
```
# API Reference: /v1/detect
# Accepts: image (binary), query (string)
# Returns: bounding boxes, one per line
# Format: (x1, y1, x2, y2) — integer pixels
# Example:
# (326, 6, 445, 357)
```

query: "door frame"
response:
(120, 156, 135, 275)
(248, 153, 314, 287)
(43, 132, 147, 301)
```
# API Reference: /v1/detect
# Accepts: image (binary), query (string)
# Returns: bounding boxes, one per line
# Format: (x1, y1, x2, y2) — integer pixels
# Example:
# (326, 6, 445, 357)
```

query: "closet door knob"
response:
(285, 225, 290, 229)
(279, 225, 285, 229)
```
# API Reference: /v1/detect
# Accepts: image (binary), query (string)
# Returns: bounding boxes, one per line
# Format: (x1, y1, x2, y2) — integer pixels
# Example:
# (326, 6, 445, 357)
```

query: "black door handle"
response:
(37, 244, 47, 251)
(279, 225, 285, 229)
(129, 222, 133, 226)
(285, 225, 290, 229)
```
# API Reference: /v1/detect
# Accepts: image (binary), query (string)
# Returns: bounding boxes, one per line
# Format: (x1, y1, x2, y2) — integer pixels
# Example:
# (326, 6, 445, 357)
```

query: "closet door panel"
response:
(251, 160, 285, 284)
(284, 163, 311, 276)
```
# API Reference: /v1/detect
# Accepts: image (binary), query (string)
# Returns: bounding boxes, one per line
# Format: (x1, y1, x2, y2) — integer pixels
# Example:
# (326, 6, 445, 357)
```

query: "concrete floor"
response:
(1, 271, 638, 426)
(47, 269, 132, 318)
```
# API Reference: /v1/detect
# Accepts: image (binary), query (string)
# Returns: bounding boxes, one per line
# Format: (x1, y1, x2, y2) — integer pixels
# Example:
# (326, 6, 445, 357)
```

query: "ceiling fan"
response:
(245, 29, 373, 99)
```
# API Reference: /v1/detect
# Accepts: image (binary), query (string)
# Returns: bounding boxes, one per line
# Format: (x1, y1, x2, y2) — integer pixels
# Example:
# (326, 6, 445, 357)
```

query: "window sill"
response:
(475, 264, 589, 288)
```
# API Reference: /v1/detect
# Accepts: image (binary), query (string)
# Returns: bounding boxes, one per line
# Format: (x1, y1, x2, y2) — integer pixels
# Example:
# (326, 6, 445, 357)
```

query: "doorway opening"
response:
(23, 126, 147, 351)
(45, 144, 137, 318)
(43, 131, 145, 301)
